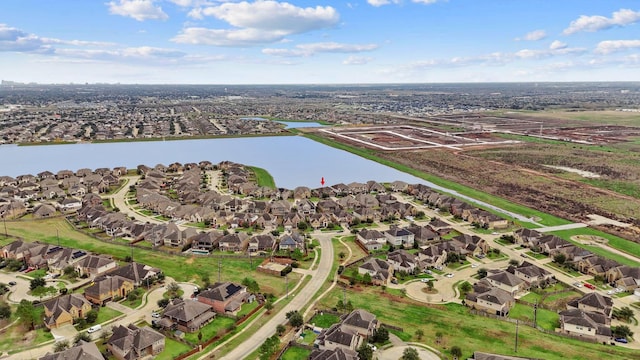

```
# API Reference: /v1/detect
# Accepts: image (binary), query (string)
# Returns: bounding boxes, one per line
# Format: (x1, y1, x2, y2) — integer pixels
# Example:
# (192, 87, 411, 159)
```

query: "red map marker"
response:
(321, 177, 325, 186)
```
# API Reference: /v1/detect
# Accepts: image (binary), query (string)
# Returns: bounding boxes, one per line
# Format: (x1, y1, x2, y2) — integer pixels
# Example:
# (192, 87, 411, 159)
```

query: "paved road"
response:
(110, 176, 163, 225)
(212, 232, 334, 360)
(536, 223, 588, 232)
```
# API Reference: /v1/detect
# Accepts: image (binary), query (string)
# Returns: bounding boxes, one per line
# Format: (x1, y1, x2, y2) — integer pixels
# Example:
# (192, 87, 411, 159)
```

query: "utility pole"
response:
(514, 319, 519, 353)
(533, 300, 538, 329)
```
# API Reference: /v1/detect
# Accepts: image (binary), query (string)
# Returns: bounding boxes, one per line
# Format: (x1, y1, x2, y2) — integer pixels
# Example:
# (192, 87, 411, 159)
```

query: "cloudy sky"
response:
(1, 0, 639, 84)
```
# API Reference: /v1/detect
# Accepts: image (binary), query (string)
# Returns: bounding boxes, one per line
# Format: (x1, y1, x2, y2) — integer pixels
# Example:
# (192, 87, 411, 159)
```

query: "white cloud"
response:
(107, 0, 169, 21)
(176, 1, 339, 46)
(0, 24, 51, 53)
(514, 46, 585, 59)
(563, 9, 640, 35)
(343, 56, 373, 65)
(515, 29, 546, 41)
(55, 46, 186, 62)
(595, 40, 640, 54)
(549, 40, 567, 50)
(367, 0, 440, 6)
(263, 42, 378, 57)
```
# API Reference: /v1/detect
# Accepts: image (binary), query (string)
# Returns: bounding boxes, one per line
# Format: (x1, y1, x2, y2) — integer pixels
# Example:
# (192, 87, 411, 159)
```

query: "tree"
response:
(612, 325, 634, 339)
(16, 300, 39, 330)
(415, 329, 424, 340)
(53, 340, 70, 353)
(63, 266, 76, 277)
(85, 309, 99, 324)
(372, 327, 389, 343)
(509, 259, 519, 266)
(198, 331, 203, 343)
(276, 324, 286, 336)
(201, 273, 211, 289)
(401, 347, 420, 360)
(553, 253, 566, 265)
(357, 342, 373, 360)
(613, 307, 634, 323)
(500, 234, 516, 244)
(166, 282, 181, 298)
(157, 298, 169, 308)
(242, 277, 260, 293)
(338, 251, 346, 260)
(459, 281, 472, 295)
(451, 345, 462, 359)
(435, 331, 443, 345)
(446, 252, 460, 264)
(0, 301, 10, 319)
(362, 272, 372, 285)
(264, 300, 274, 314)
(30, 277, 46, 291)
(74, 332, 91, 345)
(477, 268, 488, 279)
(286, 310, 303, 327)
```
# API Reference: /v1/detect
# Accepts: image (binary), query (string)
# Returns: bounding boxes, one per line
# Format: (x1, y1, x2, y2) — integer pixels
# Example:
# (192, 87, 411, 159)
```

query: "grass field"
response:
(309, 313, 340, 328)
(509, 303, 559, 331)
(248, 166, 276, 188)
(1, 218, 295, 297)
(183, 316, 236, 344)
(315, 286, 639, 360)
(281, 346, 312, 360)
(155, 337, 192, 360)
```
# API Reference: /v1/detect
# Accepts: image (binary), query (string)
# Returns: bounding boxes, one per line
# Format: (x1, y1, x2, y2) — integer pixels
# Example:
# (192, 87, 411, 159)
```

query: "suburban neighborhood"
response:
(0, 161, 639, 360)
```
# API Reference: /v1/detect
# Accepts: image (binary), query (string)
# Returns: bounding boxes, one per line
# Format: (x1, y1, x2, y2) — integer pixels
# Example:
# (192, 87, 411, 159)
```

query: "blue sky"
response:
(1, 0, 639, 84)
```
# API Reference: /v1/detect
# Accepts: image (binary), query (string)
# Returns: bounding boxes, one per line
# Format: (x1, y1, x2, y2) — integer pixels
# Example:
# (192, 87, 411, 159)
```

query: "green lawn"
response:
(237, 300, 260, 318)
(96, 307, 123, 326)
(155, 337, 192, 360)
(281, 346, 312, 360)
(183, 316, 236, 344)
(297, 329, 318, 345)
(525, 251, 548, 260)
(509, 303, 559, 331)
(248, 166, 276, 188)
(310, 313, 340, 328)
(544, 262, 583, 277)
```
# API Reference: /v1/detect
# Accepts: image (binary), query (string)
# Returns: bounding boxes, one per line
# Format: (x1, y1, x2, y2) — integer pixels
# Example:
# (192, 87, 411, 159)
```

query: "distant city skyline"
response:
(1, 0, 639, 84)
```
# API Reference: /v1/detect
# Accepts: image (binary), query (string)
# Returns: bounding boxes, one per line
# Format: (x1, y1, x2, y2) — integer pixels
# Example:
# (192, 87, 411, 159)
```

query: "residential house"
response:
(43, 294, 92, 329)
(578, 256, 620, 278)
(606, 265, 640, 291)
(309, 348, 359, 360)
(356, 229, 386, 251)
(465, 279, 515, 316)
(39, 341, 104, 360)
(197, 282, 248, 315)
(74, 255, 117, 278)
(296, 199, 316, 215)
(384, 226, 415, 248)
(358, 258, 393, 285)
(84, 276, 134, 305)
(417, 245, 447, 269)
(159, 298, 215, 333)
(108, 262, 162, 287)
(191, 231, 223, 252)
(248, 234, 276, 253)
(58, 197, 82, 212)
(559, 309, 612, 339)
(107, 324, 165, 360)
(219, 233, 249, 252)
(406, 225, 439, 245)
(387, 250, 418, 274)
(511, 261, 554, 287)
(279, 233, 306, 252)
(316, 309, 377, 352)
(33, 204, 56, 218)
(566, 293, 613, 318)
(485, 271, 526, 296)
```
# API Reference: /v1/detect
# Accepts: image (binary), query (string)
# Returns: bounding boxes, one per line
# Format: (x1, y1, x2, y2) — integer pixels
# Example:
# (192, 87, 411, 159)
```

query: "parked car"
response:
(152, 312, 161, 318)
(584, 283, 596, 290)
(423, 269, 432, 275)
(445, 273, 454, 278)
(572, 282, 582, 288)
(615, 338, 628, 344)
(421, 278, 430, 283)
(471, 264, 478, 268)
(87, 325, 102, 333)
(8, 281, 16, 286)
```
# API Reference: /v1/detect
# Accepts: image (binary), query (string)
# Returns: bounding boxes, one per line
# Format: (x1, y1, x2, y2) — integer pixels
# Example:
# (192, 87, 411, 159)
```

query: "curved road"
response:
(212, 232, 334, 360)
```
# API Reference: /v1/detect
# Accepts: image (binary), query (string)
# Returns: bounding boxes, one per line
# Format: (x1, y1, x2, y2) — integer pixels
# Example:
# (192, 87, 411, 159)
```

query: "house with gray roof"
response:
(39, 341, 103, 360)
(160, 298, 215, 333)
(107, 324, 165, 360)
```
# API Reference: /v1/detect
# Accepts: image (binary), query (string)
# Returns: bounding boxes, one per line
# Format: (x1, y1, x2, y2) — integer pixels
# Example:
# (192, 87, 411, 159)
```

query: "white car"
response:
(471, 264, 478, 268)
(445, 273, 454, 278)
(152, 312, 161, 318)
(367, 343, 377, 352)
(421, 278, 430, 283)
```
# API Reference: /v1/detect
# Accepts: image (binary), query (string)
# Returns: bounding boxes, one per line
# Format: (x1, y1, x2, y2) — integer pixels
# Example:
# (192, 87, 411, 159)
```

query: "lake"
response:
(0, 136, 422, 189)
(0, 133, 534, 222)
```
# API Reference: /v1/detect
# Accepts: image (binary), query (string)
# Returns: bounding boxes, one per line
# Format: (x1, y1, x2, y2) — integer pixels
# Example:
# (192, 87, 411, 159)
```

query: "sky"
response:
(0, 0, 639, 84)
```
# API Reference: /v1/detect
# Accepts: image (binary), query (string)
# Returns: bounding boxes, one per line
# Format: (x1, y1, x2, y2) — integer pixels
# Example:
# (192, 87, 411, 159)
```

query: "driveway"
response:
(0, 272, 39, 303)
(50, 324, 78, 342)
